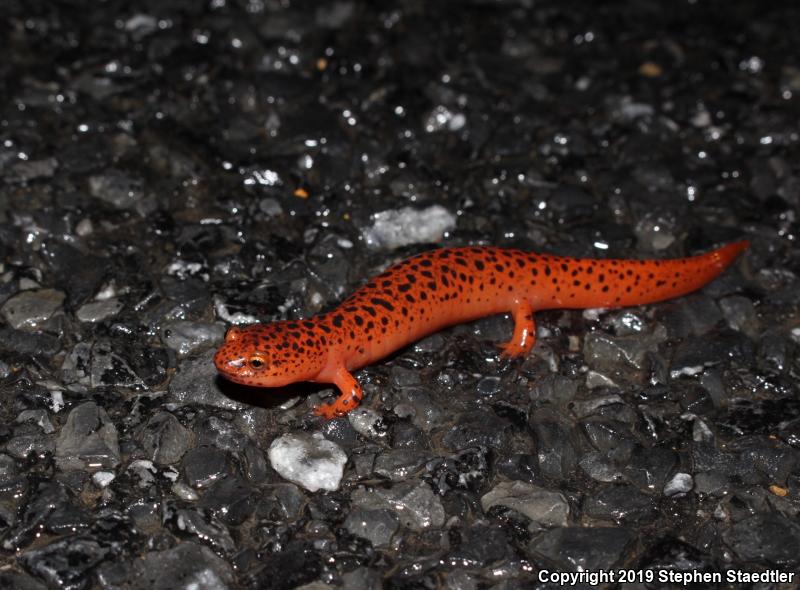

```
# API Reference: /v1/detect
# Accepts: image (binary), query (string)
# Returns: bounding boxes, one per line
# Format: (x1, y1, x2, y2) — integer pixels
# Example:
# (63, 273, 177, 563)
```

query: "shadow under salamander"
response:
(214, 375, 332, 411)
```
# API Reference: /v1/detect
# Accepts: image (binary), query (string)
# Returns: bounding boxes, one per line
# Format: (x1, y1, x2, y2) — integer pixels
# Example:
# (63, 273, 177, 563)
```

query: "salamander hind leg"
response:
(497, 300, 537, 359)
(313, 367, 364, 419)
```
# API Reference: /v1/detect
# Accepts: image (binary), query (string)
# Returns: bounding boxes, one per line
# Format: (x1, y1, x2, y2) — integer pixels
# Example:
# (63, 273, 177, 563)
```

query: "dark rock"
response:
(583, 485, 656, 523)
(0, 571, 47, 590)
(344, 508, 399, 548)
(373, 449, 429, 481)
(171, 509, 236, 555)
(40, 241, 110, 308)
(198, 476, 255, 526)
(20, 536, 108, 589)
(181, 447, 232, 489)
(450, 522, 511, 566)
(723, 514, 800, 566)
(95, 542, 233, 590)
(55, 401, 120, 470)
(532, 526, 633, 571)
(0, 327, 61, 356)
(530, 409, 578, 481)
(139, 411, 192, 465)
(442, 411, 513, 451)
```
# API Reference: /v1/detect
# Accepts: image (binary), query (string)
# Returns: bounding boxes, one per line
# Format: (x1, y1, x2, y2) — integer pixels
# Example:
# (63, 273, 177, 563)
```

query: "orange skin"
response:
(214, 241, 748, 419)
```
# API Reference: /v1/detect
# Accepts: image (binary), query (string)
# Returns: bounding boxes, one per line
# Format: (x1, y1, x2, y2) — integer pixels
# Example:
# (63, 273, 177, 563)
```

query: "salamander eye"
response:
(249, 356, 266, 369)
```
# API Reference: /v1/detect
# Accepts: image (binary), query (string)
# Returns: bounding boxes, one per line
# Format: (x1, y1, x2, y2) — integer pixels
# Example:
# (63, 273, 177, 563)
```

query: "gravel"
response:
(0, 0, 798, 587)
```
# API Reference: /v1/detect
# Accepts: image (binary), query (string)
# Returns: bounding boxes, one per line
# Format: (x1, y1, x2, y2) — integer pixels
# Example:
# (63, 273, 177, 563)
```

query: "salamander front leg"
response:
(497, 300, 537, 359)
(313, 366, 364, 419)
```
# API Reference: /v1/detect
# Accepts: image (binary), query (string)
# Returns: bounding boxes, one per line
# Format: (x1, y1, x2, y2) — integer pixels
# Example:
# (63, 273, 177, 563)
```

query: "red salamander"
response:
(214, 241, 748, 418)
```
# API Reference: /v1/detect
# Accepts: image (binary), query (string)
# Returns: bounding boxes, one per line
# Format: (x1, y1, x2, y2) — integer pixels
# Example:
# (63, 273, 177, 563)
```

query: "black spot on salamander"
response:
(405, 294, 415, 303)
(366, 321, 374, 330)
(332, 315, 344, 328)
(419, 259, 432, 267)
(420, 292, 428, 300)
(319, 323, 332, 333)
(406, 274, 417, 283)
(420, 270, 433, 278)
(442, 275, 450, 287)
(455, 257, 468, 267)
(494, 264, 504, 272)
(598, 273, 605, 283)
(381, 316, 389, 325)
(427, 281, 437, 290)
(362, 305, 377, 317)
(545, 266, 551, 276)
(370, 297, 395, 311)
(354, 315, 364, 326)
(398, 283, 412, 293)
(302, 320, 315, 328)
(474, 260, 485, 271)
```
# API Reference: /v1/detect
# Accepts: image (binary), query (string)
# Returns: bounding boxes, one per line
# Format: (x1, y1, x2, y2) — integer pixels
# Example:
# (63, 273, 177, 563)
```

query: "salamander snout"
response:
(213, 340, 247, 374)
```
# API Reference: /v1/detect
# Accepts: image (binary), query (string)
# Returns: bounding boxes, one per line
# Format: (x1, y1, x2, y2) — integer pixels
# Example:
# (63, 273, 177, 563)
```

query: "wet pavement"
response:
(1, 0, 799, 588)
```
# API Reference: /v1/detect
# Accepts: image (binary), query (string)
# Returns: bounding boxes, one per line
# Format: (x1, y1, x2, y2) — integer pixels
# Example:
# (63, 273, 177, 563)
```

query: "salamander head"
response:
(213, 322, 328, 387)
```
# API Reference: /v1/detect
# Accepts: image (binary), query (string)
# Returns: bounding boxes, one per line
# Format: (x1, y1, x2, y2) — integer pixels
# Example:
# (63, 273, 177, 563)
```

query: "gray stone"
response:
(55, 402, 120, 470)
(344, 508, 399, 547)
(96, 542, 234, 589)
(170, 349, 245, 411)
(76, 298, 124, 323)
(88, 168, 145, 210)
(161, 320, 226, 357)
(351, 481, 445, 532)
(481, 481, 569, 527)
(1, 289, 64, 330)
(140, 411, 193, 465)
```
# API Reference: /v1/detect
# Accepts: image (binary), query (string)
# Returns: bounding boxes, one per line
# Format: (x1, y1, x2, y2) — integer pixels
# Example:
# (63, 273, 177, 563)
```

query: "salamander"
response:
(214, 240, 748, 419)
